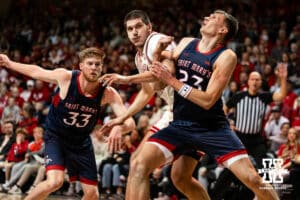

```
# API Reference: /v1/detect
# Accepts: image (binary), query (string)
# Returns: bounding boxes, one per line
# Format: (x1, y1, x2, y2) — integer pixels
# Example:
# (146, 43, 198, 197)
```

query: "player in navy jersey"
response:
(0, 47, 135, 200)
(125, 10, 279, 200)
(100, 10, 209, 199)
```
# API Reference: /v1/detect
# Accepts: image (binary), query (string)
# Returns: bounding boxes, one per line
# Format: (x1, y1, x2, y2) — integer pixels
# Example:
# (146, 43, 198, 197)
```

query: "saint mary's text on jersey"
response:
(65, 103, 98, 114)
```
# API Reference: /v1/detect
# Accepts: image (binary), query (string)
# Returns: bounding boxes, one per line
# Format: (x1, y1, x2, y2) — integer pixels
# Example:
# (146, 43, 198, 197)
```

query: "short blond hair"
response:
(78, 47, 105, 63)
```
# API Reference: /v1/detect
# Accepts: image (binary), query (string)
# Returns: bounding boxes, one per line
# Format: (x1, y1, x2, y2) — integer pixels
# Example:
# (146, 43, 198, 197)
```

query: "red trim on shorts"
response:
(79, 177, 98, 186)
(216, 149, 247, 164)
(69, 175, 79, 182)
(149, 125, 160, 133)
(46, 165, 65, 172)
(148, 138, 175, 151)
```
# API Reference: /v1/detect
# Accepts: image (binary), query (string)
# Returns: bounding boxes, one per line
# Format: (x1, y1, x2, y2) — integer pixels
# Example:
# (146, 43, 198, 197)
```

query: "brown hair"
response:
(124, 10, 151, 27)
(78, 47, 105, 63)
(16, 127, 28, 135)
(214, 10, 239, 42)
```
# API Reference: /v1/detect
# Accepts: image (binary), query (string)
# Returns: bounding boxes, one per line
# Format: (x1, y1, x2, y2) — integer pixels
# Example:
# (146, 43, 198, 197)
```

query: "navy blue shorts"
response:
(148, 120, 247, 167)
(44, 130, 98, 185)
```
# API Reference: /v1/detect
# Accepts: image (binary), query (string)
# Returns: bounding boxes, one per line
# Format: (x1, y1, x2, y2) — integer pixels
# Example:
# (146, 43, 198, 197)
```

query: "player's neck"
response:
(199, 36, 223, 52)
(79, 76, 99, 97)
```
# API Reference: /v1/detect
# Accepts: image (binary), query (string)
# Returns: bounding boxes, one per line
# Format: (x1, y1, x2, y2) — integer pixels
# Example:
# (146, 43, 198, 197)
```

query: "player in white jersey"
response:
(100, 10, 210, 200)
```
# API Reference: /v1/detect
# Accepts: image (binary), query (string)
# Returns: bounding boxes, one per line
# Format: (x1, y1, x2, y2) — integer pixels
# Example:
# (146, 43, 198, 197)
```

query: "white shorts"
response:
(149, 109, 173, 133)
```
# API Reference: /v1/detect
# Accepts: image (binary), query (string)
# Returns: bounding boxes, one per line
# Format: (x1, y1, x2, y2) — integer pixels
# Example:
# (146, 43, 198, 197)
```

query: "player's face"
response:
(200, 12, 226, 36)
(80, 57, 103, 82)
(126, 18, 152, 48)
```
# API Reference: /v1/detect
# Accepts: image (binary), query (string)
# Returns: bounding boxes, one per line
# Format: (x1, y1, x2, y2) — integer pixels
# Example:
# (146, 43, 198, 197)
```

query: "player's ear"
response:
(219, 26, 228, 34)
(79, 62, 83, 70)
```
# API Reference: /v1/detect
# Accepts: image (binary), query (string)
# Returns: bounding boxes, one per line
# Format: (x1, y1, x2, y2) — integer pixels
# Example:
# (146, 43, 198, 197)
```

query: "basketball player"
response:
(100, 10, 210, 199)
(0, 47, 135, 200)
(125, 10, 280, 200)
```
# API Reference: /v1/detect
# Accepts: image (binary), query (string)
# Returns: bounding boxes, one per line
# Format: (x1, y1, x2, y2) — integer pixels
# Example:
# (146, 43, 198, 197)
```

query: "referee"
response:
(225, 64, 287, 168)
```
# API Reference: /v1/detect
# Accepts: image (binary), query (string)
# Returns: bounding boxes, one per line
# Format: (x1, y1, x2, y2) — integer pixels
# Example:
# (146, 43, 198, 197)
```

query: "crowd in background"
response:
(0, 0, 299, 199)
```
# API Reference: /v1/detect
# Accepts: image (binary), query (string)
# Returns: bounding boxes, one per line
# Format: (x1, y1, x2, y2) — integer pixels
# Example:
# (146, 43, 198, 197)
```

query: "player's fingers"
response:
(117, 138, 122, 151)
(114, 139, 118, 152)
(108, 139, 114, 153)
(108, 79, 115, 86)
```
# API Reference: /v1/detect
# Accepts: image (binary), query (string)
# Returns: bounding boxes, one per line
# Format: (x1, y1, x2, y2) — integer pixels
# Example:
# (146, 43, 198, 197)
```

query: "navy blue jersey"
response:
(45, 70, 105, 142)
(174, 39, 227, 127)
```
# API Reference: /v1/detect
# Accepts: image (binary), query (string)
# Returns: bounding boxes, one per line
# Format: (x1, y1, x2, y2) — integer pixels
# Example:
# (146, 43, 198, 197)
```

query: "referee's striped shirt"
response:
(226, 91, 273, 134)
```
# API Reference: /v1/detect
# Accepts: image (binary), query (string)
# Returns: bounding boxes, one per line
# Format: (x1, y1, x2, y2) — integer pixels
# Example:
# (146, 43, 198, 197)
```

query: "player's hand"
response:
(275, 62, 288, 79)
(123, 135, 132, 147)
(153, 36, 174, 61)
(99, 73, 129, 86)
(150, 61, 173, 84)
(154, 36, 174, 53)
(0, 54, 11, 67)
(107, 126, 123, 153)
(99, 116, 126, 136)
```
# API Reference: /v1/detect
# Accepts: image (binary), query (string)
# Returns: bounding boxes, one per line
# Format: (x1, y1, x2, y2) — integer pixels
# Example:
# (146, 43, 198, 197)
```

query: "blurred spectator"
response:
(268, 122, 290, 153)
(281, 79, 298, 120)
(0, 128, 28, 186)
(277, 127, 300, 170)
(264, 105, 290, 139)
(18, 103, 38, 137)
(2, 126, 44, 193)
(222, 80, 239, 103)
(20, 80, 35, 102)
(100, 144, 130, 198)
(0, 121, 16, 161)
(261, 63, 276, 91)
(28, 80, 50, 105)
(9, 85, 25, 108)
(0, 83, 8, 117)
(1, 97, 21, 124)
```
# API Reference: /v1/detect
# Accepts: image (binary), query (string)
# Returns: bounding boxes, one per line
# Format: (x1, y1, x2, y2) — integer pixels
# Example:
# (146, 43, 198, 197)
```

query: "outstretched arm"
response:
(0, 54, 68, 85)
(100, 71, 159, 86)
(0, 54, 72, 99)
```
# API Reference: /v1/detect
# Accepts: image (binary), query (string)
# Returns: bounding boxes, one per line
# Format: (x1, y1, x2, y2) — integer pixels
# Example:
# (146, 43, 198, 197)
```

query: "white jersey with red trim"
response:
(135, 32, 176, 107)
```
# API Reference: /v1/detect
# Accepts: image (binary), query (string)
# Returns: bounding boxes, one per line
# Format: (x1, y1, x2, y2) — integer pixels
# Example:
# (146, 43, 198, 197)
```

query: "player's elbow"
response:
(202, 101, 214, 110)
(202, 95, 218, 110)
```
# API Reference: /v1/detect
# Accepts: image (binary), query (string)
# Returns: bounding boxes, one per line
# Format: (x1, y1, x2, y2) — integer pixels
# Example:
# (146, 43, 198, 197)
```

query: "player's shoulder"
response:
(222, 48, 237, 58)
(215, 48, 237, 65)
(173, 37, 195, 59)
(148, 32, 168, 41)
(178, 37, 195, 46)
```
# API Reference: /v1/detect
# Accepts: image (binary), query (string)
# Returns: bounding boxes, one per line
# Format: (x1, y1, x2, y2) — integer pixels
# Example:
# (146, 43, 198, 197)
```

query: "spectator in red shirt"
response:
(277, 127, 300, 169)
(28, 80, 50, 105)
(18, 103, 38, 138)
(0, 128, 28, 184)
